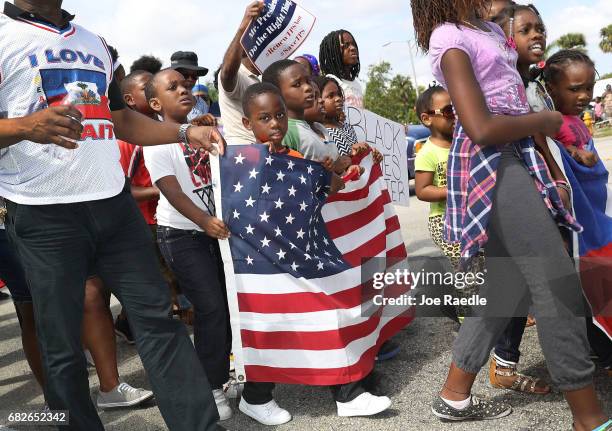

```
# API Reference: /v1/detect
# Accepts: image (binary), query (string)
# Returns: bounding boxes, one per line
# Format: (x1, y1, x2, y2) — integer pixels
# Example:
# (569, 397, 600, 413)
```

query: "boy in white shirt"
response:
(142, 69, 233, 420)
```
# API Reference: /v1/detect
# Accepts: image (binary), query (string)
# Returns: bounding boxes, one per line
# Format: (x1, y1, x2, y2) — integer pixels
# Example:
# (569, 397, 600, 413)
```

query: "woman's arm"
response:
(415, 171, 447, 202)
(441, 49, 563, 147)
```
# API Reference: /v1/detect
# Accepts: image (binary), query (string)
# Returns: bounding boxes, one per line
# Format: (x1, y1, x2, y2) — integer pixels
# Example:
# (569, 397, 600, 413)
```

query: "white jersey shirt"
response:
(0, 6, 125, 205)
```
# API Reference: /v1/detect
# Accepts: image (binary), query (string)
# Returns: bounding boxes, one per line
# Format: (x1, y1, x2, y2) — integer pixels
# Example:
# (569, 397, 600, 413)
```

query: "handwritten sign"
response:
(241, 0, 316, 73)
(346, 107, 409, 206)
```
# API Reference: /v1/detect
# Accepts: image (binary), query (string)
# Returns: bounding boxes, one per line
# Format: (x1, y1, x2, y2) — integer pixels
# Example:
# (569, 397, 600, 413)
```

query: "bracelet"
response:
(555, 183, 572, 196)
(178, 123, 192, 145)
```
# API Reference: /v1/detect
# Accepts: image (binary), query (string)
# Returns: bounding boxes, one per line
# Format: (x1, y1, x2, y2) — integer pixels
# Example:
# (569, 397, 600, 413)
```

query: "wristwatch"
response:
(178, 123, 192, 145)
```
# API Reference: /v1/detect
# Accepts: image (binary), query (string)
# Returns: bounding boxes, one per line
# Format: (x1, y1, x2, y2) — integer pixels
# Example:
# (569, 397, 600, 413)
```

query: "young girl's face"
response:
(278, 64, 315, 112)
(321, 81, 343, 120)
(511, 9, 546, 67)
(548, 62, 596, 116)
(304, 82, 325, 123)
(340, 32, 359, 67)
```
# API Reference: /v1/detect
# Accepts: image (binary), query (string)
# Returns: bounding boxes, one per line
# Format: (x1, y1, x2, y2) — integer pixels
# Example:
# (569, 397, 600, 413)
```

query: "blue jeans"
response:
(493, 317, 527, 365)
(4, 188, 219, 431)
(157, 226, 231, 389)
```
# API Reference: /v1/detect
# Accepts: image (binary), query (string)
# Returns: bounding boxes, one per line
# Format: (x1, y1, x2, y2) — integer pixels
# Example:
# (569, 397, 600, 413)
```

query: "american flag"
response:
(212, 145, 413, 385)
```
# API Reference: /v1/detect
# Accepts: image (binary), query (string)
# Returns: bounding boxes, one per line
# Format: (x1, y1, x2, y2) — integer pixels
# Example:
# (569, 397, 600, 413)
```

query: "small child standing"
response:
(544, 50, 599, 167)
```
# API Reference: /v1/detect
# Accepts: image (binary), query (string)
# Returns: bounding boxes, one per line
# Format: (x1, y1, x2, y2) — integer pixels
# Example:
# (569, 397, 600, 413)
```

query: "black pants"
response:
(157, 226, 231, 389)
(4, 188, 219, 431)
(242, 379, 366, 404)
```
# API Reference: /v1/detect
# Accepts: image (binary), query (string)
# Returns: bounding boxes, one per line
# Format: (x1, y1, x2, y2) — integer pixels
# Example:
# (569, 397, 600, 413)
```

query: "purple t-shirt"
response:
(429, 21, 529, 116)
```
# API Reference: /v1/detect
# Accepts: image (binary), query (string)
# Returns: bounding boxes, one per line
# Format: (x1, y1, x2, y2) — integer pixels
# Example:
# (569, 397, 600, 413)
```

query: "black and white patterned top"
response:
(327, 123, 358, 156)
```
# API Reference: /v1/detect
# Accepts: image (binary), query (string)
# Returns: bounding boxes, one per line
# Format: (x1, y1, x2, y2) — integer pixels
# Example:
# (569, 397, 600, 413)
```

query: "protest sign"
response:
(241, 0, 316, 73)
(346, 107, 409, 206)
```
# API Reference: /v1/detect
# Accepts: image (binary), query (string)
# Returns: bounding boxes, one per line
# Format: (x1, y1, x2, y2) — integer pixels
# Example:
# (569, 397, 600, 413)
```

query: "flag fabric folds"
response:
(212, 145, 412, 385)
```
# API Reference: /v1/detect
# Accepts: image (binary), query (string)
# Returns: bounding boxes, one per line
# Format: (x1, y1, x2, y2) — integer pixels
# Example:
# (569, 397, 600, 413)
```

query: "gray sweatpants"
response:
(452, 146, 594, 391)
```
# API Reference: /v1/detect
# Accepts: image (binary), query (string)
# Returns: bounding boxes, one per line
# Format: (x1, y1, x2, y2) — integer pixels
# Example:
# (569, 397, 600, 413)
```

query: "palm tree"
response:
(546, 32, 587, 56)
(600, 24, 612, 53)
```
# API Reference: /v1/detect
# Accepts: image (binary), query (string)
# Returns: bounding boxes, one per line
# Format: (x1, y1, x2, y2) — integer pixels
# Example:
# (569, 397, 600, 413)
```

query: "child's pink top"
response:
(429, 21, 529, 116)
(555, 115, 591, 150)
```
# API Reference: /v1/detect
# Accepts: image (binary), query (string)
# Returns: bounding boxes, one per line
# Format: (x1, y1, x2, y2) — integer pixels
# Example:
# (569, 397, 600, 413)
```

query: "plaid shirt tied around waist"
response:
(444, 122, 583, 261)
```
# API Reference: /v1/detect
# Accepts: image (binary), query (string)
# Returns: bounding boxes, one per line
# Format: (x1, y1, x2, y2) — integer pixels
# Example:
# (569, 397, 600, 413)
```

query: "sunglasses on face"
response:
(426, 104, 454, 119)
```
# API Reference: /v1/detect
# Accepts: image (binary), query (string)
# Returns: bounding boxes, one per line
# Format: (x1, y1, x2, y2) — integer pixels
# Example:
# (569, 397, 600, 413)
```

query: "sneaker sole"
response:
(431, 406, 512, 421)
(375, 347, 401, 362)
(97, 392, 154, 409)
(337, 399, 392, 417)
(114, 329, 136, 345)
(238, 403, 292, 426)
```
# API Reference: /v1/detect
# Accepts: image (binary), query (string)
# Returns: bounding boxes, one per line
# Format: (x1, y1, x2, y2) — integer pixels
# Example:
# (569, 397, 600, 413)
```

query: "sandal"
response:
(489, 356, 550, 394)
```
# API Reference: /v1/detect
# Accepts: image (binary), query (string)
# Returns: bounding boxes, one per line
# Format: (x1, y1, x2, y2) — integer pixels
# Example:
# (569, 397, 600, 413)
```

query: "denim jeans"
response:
(493, 317, 527, 365)
(157, 226, 231, 389)
(4, 188, 219, 431)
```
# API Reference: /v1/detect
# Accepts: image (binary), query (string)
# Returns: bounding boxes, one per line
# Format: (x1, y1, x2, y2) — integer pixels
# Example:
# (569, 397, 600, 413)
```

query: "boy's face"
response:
(420, 91, 455, 141)
(149, 70, 194, 122)
(321, 80, 343, 119)
(124, 72, 154, 115)
(278, 64, 314, 115)
(547, 63, 595, 116)
(242, 92, 288, 149)
(304, 83, 325, 123)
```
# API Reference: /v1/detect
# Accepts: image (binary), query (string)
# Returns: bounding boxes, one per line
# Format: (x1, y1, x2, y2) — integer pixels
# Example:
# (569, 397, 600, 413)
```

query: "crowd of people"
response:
(0, 0, 610, 430)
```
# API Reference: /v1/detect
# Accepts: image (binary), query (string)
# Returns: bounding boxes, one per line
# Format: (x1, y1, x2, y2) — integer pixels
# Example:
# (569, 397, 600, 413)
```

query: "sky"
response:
(62, 0, 612, 90)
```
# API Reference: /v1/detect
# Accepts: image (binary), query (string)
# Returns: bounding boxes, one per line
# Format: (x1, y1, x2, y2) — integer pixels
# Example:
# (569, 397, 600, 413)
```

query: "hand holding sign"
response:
(241, 0, 316, 73)
(239, 1, 266, 33)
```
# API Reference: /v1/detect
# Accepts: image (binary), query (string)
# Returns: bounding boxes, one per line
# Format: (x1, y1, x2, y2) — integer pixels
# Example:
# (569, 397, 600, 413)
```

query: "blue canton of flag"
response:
(220, 145, 351, 278)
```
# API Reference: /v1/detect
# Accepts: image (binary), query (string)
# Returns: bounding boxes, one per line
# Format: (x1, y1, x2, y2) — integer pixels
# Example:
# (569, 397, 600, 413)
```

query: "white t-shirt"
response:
(143, 142, 215, 231)
(327, 74, 364, 109)
(218, 63, 260, 145)
(0, 13, 125, 205)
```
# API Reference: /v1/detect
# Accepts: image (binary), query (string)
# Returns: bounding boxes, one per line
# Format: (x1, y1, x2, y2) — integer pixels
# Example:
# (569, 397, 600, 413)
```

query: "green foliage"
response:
(546, 32, 588, 57)
(363, 61, 418, 125)
(205, 81, 218, 102)
(600, 72, 612, 80)
(600, 24, 612, 53)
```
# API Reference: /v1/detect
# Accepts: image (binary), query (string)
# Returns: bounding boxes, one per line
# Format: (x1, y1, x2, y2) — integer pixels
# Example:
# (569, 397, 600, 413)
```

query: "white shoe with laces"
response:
(96, 382, 154, 409)
(212, 389, 233, 421)
(239, 398, 292, 426)
(336, 392, 392, 417)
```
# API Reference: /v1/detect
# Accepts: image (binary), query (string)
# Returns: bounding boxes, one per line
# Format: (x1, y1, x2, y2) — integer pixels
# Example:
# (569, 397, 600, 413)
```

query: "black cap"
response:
(170, 51, 208, 76)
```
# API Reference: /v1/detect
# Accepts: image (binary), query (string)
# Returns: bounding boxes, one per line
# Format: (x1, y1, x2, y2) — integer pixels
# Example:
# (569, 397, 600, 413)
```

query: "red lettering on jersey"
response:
(81, 124, 98, 140)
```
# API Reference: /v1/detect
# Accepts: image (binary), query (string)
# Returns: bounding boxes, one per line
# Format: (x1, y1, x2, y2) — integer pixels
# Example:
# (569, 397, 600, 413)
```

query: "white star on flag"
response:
(288, 185, 297, 197)
(287, 160, 295, 170)
(290, 261, 299, 271)
(245, 196, 255, 207)
(296, 228, 305, 239)
(304, 253, 311, 260)
(299, 175, 307, 184)
(265, 155, 273, 166)
(249, 168, 259, 179)
(276, 249, 286, 260)
(274, 226, 282, 237)
(288, 241, 296, 249)
(260, 237, 271, 248)
(274, 198, 284, 209)
(299, 201, 308, 212)
(234, 182, 243, 193)
(307, 165, 314, 174)
(234, 153, 245, 164)
(259, 211, 270, 223)
(233, 209, 240, 219)
(317, 261, 324, 270)
(276, 171, 285, 182)
(261, 183, 271, 194)
(285, 213, 295, 224)
(245, 224, 255, 235)
(245, 255, 253, 265)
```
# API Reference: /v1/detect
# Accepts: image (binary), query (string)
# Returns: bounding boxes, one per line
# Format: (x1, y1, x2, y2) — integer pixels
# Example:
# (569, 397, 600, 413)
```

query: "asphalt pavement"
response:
(0, 138, 611, 431)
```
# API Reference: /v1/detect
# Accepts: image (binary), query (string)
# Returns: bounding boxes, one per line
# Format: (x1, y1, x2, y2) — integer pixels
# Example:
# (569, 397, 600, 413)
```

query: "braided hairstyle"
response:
(542, 49, 596, 86)
(492, 3, 544, 44)
(410, 0, 490, 52)
(319, 30, 360, 80)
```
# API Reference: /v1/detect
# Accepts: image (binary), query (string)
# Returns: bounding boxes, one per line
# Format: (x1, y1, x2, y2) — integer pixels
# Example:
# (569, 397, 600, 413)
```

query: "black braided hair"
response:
(542, 49, 596, 86)
(261, 59, 298, 89)
(312, 75, 344, 100)
(319, 30, 360, 80)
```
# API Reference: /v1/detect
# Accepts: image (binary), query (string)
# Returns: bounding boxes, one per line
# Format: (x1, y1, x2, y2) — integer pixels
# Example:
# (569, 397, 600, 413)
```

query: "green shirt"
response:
(283, 119, 339, 161)
(414, 139, 450, 217)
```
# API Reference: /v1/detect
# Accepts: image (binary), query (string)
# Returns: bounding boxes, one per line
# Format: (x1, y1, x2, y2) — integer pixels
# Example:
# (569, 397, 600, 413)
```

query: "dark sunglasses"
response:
(426, 104, 454, 119)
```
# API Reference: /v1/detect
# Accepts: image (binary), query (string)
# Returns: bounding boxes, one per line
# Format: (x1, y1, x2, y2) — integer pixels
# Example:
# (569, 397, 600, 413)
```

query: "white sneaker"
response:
(213, 389, 233, 421)
(336, 392, 392, 417)
(96, 382, 154, 409)
(239, 398, 292, 426)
